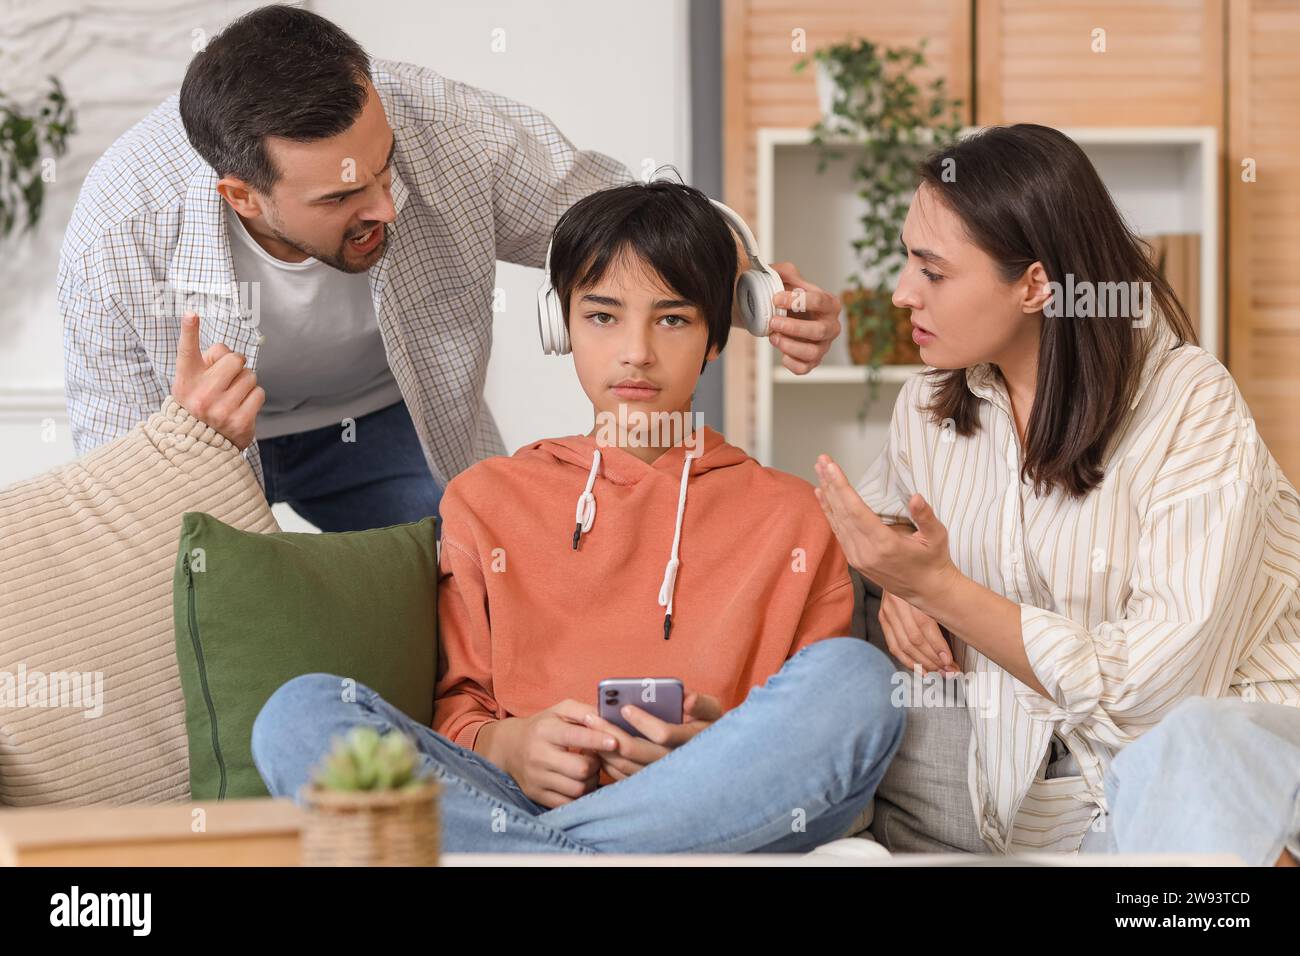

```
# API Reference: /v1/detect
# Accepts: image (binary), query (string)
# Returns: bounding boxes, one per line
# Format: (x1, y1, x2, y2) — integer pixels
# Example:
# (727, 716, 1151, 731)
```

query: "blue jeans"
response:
(257, 400, 442, 533)
(1079, 696, 1300, 865)
(251, 638, 905, 854)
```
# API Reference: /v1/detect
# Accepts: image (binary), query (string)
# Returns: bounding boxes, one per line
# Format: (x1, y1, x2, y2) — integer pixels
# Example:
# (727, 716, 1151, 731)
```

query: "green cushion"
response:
(172, 512, 438, 800)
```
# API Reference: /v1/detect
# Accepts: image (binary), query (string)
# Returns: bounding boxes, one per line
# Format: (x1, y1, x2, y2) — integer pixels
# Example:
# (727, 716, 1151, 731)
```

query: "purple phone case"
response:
(598, 678, 684, 739)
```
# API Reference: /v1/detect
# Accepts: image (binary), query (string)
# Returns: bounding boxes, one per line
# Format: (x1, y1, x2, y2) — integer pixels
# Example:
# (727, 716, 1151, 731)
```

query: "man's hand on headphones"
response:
(171, 311, 265, 451)
(767, 262, 843, 375)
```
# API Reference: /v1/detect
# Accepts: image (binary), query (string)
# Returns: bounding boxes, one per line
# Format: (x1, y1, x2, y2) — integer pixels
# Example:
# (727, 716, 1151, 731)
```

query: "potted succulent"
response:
(795, 39, 963, 411)
(0, 76, 76, 237)
(299, 725, 441, 867)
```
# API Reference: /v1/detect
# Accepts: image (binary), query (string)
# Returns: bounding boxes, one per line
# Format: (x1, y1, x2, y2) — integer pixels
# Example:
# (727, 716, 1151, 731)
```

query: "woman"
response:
(814, 123, 1300, 858)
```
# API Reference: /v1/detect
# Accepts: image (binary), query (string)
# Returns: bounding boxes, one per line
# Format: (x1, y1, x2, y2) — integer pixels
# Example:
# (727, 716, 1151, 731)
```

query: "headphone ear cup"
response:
(536, 283, 571, 355)
(553, 301, 570, 355)
(551, 291, 571, 355)
(736, 269, 775, 337)
(764, 266, 788, 319)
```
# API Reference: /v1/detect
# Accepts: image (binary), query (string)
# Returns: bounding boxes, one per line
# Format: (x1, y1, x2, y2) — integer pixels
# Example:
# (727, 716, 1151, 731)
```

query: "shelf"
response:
(773, 365, 923, 385)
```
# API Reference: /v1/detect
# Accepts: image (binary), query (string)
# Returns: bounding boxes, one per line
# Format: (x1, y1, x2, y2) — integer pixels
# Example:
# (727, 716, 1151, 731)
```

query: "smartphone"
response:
(597, 678, 684, 739)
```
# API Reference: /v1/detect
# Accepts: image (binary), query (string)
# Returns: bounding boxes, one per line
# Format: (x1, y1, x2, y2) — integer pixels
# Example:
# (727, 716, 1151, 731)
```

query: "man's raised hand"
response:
(171, 312, 264, 450)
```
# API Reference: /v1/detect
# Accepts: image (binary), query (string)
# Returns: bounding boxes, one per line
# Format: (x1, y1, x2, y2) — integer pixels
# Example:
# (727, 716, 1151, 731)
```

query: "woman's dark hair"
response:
(548, 176, 738, 369)
(916, 123, 1197, 498)
(179, 5, 371, 193)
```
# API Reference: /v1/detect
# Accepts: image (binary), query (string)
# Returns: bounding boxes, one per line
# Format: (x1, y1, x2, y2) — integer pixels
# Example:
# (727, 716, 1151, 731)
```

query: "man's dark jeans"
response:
(258, 400, 442, 533)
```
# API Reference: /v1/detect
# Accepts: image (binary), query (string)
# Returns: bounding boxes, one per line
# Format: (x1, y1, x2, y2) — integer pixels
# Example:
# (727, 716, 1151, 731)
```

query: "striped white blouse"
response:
(855, 316, 1300, 853)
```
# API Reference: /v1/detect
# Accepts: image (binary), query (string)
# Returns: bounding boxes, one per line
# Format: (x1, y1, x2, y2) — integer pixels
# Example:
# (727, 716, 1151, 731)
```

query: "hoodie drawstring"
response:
(657, 455, 693, 640)
(572, 450, 601, 549)
(570, 446, 695, 639)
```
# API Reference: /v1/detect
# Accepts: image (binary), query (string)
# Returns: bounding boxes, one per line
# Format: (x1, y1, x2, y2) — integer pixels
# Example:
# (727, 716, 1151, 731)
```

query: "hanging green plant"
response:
(0, 76, 77, 238)
(794, 39, 963, 420)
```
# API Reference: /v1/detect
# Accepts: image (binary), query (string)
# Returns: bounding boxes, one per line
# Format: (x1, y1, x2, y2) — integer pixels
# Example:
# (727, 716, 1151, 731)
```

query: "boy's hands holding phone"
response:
(483, 700, 620, 809)
(582, 688, 722, 782)
(478, 688, 722, 806)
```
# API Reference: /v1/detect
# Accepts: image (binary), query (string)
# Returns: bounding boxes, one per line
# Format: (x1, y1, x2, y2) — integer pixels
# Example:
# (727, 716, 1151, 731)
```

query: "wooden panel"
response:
(1149, 233, 1201, 335)
(723, 0, 973, 449)
(978, 0, 1229, 422)
(1229, 0, 1300, 483)
(976, 0, 1224, 126)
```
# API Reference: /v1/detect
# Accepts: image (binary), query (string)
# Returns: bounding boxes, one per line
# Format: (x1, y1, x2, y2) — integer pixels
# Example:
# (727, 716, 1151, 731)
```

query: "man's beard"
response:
(266, 221, 387, 274)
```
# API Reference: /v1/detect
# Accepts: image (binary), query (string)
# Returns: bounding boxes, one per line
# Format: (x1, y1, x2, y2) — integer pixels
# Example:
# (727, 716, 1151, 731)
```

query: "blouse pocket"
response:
(1008, 773, 1101, 853)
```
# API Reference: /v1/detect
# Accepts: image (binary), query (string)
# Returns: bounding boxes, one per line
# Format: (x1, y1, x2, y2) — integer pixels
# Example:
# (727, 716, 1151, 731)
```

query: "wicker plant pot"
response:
(298, 779, 441, 866)
(843, 288, 923, 366)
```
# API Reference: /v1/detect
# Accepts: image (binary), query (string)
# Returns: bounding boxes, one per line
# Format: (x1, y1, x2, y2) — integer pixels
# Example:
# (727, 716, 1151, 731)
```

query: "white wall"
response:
(0, 0, 692, 499)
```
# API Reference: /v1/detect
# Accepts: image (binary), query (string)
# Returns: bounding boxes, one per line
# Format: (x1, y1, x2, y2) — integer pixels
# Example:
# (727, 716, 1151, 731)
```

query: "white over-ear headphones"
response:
(536, 198, 787, 356)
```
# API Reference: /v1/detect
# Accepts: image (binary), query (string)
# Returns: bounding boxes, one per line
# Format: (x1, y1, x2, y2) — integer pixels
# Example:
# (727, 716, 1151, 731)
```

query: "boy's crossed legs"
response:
(252, 637, 905, 854)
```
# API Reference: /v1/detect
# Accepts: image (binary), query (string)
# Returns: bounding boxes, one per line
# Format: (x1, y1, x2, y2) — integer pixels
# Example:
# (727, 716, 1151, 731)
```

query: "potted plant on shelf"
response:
(794, 39, 963, 412)
(299, 725, 441, 866)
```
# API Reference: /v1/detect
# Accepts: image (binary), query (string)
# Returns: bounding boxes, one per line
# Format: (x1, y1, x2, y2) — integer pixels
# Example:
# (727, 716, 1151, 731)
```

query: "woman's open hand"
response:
(813, 453, 961, 615)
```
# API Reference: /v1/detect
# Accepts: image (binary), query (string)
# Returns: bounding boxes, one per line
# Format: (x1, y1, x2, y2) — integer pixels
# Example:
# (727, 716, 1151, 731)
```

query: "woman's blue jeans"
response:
(1080, 696, 1300, 865)
(251, 637, 905, 854)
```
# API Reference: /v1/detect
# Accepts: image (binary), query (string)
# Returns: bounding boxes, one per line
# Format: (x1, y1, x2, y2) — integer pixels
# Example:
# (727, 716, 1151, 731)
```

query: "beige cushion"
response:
(0, 397, 278, 806)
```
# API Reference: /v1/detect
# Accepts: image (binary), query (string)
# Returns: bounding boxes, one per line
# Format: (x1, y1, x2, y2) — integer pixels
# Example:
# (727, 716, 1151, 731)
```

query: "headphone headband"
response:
(709, 200, 761, 264)
(537, 194, 783, 355)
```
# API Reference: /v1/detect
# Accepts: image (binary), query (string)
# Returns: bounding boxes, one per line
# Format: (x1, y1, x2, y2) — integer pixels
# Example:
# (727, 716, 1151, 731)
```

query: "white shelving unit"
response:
(754, 125, 1219, 485)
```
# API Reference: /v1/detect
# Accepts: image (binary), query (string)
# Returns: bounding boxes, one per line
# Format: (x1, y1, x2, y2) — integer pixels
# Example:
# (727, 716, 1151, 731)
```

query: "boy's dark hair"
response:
(179, 4, 371, 193)
(548, 178, 738, 368)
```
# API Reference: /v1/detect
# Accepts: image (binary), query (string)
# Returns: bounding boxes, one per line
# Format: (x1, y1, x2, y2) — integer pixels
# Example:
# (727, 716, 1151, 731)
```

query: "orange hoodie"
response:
(432, 426, 853, 750)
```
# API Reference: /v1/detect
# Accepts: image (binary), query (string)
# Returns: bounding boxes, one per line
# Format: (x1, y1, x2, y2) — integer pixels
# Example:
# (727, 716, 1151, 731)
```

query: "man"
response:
(58, 4, 842, 532)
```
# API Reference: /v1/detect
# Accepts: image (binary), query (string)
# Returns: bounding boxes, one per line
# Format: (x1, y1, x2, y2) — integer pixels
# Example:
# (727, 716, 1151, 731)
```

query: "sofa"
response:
(0, 397, 971, 855)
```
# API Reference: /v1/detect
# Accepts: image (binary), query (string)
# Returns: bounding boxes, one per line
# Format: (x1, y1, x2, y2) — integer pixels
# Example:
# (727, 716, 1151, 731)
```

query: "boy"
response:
(252, 181, 903, 854)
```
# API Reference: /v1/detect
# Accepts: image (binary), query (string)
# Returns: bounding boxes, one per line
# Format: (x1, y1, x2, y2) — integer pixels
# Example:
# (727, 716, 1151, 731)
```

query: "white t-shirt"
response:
(224, 202, 404, 440)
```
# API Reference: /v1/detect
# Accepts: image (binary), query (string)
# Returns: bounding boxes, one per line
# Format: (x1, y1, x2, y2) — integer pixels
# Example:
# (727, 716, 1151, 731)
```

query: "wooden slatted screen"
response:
(1228, 0, 1300, 481)
(977, 0, 1224, 126)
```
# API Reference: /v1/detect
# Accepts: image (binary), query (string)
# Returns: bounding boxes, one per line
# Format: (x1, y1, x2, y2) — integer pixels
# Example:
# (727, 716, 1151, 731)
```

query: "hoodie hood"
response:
(530, 425, 748, 480)
(522, 426, 749, 639)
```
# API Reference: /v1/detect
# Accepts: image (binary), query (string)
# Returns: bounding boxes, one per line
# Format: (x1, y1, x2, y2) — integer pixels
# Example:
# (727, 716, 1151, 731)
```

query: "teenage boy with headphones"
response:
(251, 180, 905, 854)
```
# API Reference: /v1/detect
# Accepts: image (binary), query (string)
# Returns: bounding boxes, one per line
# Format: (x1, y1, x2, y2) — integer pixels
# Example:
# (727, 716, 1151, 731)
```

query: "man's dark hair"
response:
(548, 177, 737, 368)
(179, 4, 371, 193)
